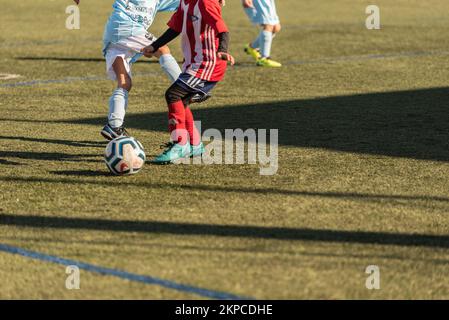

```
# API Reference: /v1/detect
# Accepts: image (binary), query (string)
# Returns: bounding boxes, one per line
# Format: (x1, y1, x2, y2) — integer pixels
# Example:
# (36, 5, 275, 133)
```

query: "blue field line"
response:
(0, 243, 250, 300)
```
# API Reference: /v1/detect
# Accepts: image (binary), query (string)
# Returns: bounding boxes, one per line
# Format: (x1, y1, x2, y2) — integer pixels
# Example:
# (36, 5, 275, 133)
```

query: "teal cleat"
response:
(151, 142, 190, 164)
(190, 142, 205, 158)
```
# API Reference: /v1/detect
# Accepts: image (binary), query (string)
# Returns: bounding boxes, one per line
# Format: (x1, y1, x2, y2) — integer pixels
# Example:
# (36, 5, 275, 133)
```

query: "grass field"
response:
(1, 0, 449, 299)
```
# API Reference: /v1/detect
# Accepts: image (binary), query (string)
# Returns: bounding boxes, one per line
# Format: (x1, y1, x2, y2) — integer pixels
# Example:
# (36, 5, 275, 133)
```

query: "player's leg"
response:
(166, 82, 189, 145)
(152, 74, 217, 163)
(256, 23, 282, 67)
(153, 45, 182, 83)
(273, 23, 282, 35)
(102, 50, 133, 140)
(261, 22, 282, 48)
(184, 106, 204, 158)
(152, 81, 191, 163)
(243, 3, 262, 61)
(183, 79, 217, 158)
(259, 24, 275, 58)
(250, 0, 282, 67)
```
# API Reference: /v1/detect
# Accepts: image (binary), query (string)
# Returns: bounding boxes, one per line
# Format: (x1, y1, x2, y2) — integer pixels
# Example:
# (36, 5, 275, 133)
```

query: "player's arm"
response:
(73, 0, 80, 4)
(143, 2, 183, 57)
(217, 32, 234, 65)
(202, 0, 234, 65)
(141, 28, 180, 57)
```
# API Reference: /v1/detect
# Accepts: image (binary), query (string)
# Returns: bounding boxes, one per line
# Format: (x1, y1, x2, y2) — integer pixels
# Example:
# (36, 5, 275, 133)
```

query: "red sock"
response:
(185, 106, 200, 146)
(168, 101, 187, 144)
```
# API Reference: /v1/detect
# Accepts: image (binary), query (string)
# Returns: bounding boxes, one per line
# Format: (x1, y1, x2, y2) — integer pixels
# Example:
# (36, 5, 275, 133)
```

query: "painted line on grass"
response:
(0, 71, 161, 88)
(0, 38, 99, 48)
(0, 243, 250, 300)
(284, 50, 449, 66)
(3, 49, 449, 88)
(237, 49, 449, 68)
(0, 73, 22, 80)
(0, 75, 106, 88)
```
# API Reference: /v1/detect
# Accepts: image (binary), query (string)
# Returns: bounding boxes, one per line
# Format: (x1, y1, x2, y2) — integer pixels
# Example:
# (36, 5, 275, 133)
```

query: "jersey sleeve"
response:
(167, 3, 184, 32)
(157, 0, 180, 12)
(201, 0, 228, 34)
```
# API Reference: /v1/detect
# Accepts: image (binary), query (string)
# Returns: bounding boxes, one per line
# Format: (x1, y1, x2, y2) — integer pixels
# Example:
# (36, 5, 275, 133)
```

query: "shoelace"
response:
(160, 142, 175, 154)
(111, 126, 128, 136)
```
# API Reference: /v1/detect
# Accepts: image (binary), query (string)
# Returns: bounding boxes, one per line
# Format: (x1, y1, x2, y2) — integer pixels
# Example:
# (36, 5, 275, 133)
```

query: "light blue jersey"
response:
(103, 0, 179, 54)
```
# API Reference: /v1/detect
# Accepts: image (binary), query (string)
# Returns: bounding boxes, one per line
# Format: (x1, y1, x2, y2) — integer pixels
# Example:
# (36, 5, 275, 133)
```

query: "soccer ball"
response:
(104, 137, 146, 175)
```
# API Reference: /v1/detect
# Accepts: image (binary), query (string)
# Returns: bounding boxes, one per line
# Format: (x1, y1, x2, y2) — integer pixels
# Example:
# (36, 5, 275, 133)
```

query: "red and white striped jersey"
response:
(168, 0, 229, 82)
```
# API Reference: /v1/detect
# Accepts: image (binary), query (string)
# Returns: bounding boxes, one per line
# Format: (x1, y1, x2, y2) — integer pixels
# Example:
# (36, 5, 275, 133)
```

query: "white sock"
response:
(260, 30, 273, 58)
(108, 87, 128, 128)
(159, 54, 181, 83)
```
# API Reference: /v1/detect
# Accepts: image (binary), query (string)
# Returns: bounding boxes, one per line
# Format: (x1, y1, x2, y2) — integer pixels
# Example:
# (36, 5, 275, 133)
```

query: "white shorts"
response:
(104, 33, 156, 81)
(244, 0, 280, 26)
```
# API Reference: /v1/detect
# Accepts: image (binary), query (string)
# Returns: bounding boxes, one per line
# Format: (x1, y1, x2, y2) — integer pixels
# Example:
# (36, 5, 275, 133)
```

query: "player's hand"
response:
(73, 0, 80, 5)
(217, 52, 235, 66)
(218, 0, 226, 7)
(141, 45, 155, 58)
(242, 0, 253, 8)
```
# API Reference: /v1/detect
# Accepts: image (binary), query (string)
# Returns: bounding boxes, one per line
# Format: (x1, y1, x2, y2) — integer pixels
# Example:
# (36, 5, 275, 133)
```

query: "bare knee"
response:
(273, 23, 281, 34)
(117, 75, 132, 92)
(262, 24, 275, 32)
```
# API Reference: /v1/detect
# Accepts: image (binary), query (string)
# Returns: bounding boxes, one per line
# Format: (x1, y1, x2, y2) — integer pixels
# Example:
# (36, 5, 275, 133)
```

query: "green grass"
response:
(1, 0, 449, 299)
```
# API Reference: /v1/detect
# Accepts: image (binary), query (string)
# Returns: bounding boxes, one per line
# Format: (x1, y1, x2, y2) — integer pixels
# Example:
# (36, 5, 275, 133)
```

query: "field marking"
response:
(2, 49, 449, 88)
(237, 49, 449, 68)
(284, 50, 449, 66)
(0, 73, 22, 80)
(0, 38, 98, 48)
(0, 243, 250, 300)
(0, 71, 161, 88)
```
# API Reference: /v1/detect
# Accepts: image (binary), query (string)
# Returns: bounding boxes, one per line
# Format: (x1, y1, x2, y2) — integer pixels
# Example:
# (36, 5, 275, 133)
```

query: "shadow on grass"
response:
(1, 213, 448, 248)
(0, 159, 23, 166)
(0, 151, 100, 163)
(52, 87, 449, 162)
(1, 176, 449, 204)
(1, 87, 448, 161)
(1, 88, 448, 171)
(0, 136, 105, 148)
(4, 234, 449, 264)
(50, 170, 112, 177)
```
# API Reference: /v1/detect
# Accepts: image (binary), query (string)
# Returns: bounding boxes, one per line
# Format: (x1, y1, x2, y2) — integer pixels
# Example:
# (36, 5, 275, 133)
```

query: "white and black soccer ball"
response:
(104, 137, 146, 175)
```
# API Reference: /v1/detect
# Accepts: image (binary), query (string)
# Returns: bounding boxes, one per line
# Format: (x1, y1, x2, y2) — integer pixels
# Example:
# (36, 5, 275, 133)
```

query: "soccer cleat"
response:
(244, 44, 261, 61)
(190, 142, 205, 158)
(256, 57, 282, 68)
(101, 124, 129, 141)
(151, 141, 191, 164)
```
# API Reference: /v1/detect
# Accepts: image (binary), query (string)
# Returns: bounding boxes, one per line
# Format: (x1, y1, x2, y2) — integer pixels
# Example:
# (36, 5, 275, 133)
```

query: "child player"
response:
(74, 0, 183, 140)
(242, 0, 282, 67)
(141, 0, 234, 164)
